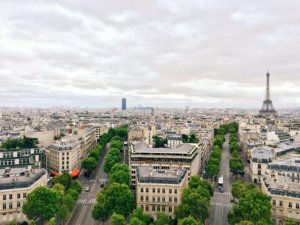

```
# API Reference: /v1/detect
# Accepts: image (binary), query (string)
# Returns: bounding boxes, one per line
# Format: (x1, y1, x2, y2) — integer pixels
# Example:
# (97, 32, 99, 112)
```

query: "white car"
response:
(85, 186, 90, 192)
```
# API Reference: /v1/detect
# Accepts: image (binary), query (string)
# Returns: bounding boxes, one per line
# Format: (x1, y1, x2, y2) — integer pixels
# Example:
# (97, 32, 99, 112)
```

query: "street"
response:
(67, 147, 108, 225)
(209, 134, 235, 225)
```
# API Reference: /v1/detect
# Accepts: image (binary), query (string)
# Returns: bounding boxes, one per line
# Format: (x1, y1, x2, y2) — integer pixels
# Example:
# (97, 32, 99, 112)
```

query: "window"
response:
(146, 205, 149, 211)
(162, 188, 165, 193)
(157, 197, 160, 202)
(23, 193, 27, 198)
(152, 196, 155, 202)
(152, 188, 155, 193)
(169, 189, 172, 194)
(141, 188, 144, 193)
(174, 197, 177, 203)
(17, 202, 21, 208)
(279, 201, 283, 206)
(162, 197, 165, 203)
(289, 202, 292, 208)
(296, 203, 299, 209)
(162, 206, 165, 212)
(17, 194, 20, 199)
(9, 203, 12, 209)
(174, 189, 177, 194)
(3, 203, 6, 210)
(169, 206, 172, 212)
(146, 196, 149, 201)
(157, 188, 160, 193)
(146, 188, 149, 193)
(272, 200, 276, 206)
(157, 206, 160, 212)
(3, 195, 6, 200)
(258, 164, 261, 169)
(169, 197, 172, 202)
(152, 205, 155, 211)
(140, 196, 144, 202)
(9, 194, 12, 200)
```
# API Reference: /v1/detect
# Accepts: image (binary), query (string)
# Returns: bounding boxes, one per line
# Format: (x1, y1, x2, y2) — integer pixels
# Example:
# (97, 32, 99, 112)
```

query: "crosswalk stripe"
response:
(77, 198, 96, 205)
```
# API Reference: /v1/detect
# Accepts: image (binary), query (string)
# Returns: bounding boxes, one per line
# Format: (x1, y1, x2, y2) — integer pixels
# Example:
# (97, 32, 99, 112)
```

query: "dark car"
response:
(100, 182, 105, 187)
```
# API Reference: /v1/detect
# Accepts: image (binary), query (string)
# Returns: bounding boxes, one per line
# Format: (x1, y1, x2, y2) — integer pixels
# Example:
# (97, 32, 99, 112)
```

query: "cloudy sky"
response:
(0, 0, 300, 108)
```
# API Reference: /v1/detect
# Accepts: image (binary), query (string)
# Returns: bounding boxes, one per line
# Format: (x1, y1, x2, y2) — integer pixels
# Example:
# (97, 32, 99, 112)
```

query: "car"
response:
(100, 182, 105, 187)
(85, 186, 90, 192)
(218, 185, 224, 193)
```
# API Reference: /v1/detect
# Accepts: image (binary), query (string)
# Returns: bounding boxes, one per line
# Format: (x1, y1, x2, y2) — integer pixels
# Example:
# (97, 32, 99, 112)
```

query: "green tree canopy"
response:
(228, 189, 272, 225)
(52, 173, 73, 190)
(178, 216, 203, 225)
(23, 187, 59, 222)
(154, 212, 170, 225)
(92, 183, 134, 221)
(111, 213, 126, 225)
(109, 163, 130, 186)
(153, 136, 167, 148)
(82, 157, 97, 171)
(1, 137, 39, 150)
(128, 217, 146, 225)
(104, 148, 121, 173)
(130, 208, 151, 225)
(230, 157, 244, 179)
(63, 194, 75, 211)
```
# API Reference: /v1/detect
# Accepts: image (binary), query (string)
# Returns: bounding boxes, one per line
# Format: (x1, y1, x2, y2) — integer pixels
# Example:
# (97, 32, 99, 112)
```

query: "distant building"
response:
(0, 167, 48, 224)
(122, 98, 127, 111)
(0, 148, 46, 170)
(46, 136, 81, 173)
(136, 166, 188, 219)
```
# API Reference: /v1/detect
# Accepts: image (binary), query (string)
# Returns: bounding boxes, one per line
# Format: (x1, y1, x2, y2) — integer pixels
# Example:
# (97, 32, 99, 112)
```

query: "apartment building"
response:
(75, 126, 97, 158)
(0, 167, 48, 224)
(129, 142, 200, 186)
(250, 147, 274, 183)
(0, 148, 46, 170)
(136, 166, 188, 219)
(46, 136, 81, 173)
(262, 157, 300, 224)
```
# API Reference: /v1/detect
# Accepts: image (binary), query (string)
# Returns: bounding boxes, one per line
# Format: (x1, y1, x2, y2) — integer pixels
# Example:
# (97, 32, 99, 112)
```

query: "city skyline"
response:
(1, 0, 300, 108)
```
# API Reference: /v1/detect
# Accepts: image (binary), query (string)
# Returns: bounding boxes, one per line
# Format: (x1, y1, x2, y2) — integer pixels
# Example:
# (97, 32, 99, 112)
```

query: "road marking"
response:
(214, 192, 231, 196)
(77, 198, 96, 205)
(210, 202, 232, 208)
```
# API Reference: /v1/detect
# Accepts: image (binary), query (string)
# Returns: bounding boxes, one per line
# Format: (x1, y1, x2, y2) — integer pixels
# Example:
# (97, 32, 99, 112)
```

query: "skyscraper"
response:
(122, 98, 126, 111)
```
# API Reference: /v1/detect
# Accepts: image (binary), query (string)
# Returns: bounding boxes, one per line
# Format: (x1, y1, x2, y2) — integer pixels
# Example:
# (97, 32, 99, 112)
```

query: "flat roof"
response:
(132, 142, 197, 155)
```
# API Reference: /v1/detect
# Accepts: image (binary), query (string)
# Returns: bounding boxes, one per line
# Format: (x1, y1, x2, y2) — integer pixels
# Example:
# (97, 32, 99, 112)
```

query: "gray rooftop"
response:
(132, 142, 196, 155)
(137, 166, 187, 184)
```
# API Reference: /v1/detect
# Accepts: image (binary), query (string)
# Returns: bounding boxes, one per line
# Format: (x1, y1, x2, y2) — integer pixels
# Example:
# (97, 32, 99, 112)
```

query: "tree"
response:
(175, 188, 210, 222)
(63, 194, 75, 211)
(230, 157, 244, 179)
(182, 134, 189, 143)
(285, 220, 297, 225)
(153, 136, 167, 148)
(28, 221, 37, 225)
(237, 222, 254, 225)
(131, 208, 151, 225)
(7, 220, 17, 225)
(111, 213, 126, 225)
(188, 176, 213, 197)
(48, 217, 56, 225)
(57, 204, 69, 223)
(206, 162, 219, 180)
(155, 212, 170, 225)
(82, 157, 97, 172)
(52, 183, 65, 199)
(108, 128, 117, 139)
(111, 139, 122, 151)
(228, 189, 272, 225)
(128, 217, 146, 225)
(178, 216, 203, 225)
(109, 163, 130, 186)
(23, 187, 59, 223)
(89, 148, 101, 160)
(52, 173, 73, 190)
(70, 180, 83, 193)
(104, 148, 121, 173)
(189, 134, 199, 143)
(92, 183, 134, 221)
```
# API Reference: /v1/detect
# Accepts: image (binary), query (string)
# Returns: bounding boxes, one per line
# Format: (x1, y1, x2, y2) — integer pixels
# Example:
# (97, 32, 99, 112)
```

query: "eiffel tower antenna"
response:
(259, 70, 277, 115)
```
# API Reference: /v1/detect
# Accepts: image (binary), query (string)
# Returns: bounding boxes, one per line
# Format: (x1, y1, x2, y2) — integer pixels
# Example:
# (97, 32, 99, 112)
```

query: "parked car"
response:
(100, 182, 105, 187)
(85, 186, 90, 192)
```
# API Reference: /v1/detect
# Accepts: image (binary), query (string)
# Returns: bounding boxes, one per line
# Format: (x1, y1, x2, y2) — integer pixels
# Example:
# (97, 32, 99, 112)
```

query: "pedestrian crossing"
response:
(210, 202, 233, 208)
(76, 198, 96, 205)
(214, 192, 231, 196)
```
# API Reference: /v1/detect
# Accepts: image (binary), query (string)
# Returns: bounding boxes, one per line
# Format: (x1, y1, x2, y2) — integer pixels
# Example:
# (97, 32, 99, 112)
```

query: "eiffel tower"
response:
(259, 71, 277, 115)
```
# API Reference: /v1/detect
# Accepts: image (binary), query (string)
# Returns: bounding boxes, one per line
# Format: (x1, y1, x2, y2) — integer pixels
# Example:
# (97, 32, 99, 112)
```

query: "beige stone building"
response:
(0, 167, 48, 224)
(129, 142, 201, 186)
(262, 157, 300, 224)
(136, 166, 188, 219)
(46, 136, 81, 173)
(75, 126, 97, 158)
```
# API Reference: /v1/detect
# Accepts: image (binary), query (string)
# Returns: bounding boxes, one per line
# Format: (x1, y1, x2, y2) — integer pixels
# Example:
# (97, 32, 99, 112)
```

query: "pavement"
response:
(67, 147, 108, 225)
(209, 134, 235, 225)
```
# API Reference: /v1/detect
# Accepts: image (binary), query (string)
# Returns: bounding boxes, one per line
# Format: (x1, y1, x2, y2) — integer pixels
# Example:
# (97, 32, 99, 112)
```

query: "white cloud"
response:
(0, 0, 300, 108)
